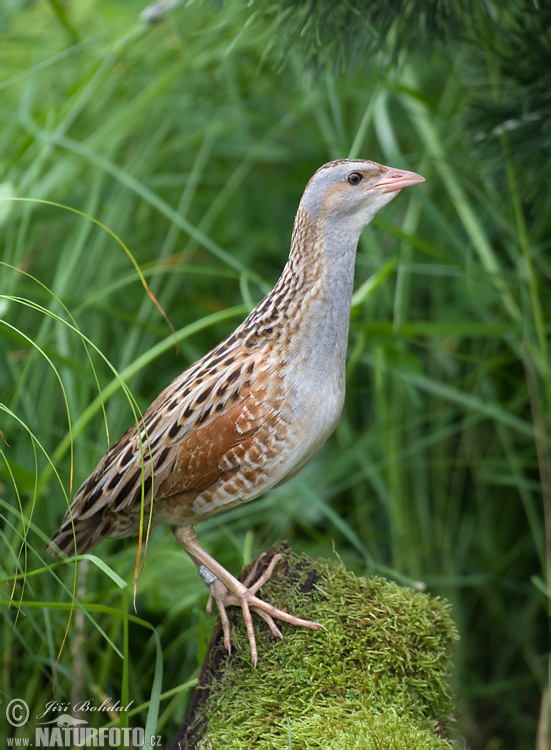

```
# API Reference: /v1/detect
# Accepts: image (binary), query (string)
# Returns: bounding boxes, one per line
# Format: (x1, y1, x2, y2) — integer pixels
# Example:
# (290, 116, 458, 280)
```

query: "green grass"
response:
(1, 2, 549, 748)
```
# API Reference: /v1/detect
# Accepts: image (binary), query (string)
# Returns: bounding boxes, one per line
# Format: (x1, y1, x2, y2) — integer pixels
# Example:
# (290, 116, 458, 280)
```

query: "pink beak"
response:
(373, 167, 425, 192)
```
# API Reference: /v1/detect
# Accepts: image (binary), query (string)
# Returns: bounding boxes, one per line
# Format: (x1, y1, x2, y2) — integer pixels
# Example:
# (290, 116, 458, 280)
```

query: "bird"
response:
(50, 158, 424, 665)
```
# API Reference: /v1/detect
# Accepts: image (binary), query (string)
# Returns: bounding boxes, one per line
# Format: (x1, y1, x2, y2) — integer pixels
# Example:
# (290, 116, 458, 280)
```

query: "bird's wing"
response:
(50, 338, 284, 553)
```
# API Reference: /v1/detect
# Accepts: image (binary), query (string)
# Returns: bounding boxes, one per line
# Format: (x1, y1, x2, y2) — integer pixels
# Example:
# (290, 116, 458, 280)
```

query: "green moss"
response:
(192, 546, 459, 749)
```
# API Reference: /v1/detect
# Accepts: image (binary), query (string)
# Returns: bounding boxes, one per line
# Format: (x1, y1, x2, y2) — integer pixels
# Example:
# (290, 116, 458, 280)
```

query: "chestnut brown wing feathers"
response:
(49, 341, 269, 556)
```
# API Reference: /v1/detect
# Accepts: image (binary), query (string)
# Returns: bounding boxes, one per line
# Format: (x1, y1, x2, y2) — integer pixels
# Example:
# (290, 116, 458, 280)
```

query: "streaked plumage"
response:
(50, 158, 424, 663)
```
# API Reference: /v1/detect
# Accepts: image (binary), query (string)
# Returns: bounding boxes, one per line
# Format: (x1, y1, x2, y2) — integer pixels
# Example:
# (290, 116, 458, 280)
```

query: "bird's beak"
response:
(373, 167, 425, 192)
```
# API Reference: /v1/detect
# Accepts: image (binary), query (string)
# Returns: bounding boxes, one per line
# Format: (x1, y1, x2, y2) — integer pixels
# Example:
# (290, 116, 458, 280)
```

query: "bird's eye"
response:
(347, 172, 363, 185)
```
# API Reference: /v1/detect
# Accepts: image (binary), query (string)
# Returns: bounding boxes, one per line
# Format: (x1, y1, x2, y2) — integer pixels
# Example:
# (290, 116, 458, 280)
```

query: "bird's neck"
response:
(243, 206, 361, 372)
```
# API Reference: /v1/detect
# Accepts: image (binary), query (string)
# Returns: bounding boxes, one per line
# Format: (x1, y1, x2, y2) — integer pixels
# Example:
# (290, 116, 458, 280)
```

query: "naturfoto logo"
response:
(6, 698, 161, 748)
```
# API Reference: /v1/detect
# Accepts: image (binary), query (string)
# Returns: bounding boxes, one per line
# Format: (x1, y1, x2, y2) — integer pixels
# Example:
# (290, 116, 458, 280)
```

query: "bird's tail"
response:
(47, 514, 110, 557)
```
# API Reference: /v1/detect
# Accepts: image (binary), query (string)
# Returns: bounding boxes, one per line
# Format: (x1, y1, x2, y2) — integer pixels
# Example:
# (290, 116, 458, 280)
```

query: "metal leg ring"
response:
(198, 564, 218, 587)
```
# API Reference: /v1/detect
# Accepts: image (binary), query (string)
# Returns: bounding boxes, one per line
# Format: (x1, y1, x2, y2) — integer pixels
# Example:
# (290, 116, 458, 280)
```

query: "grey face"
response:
(300, 159, 424, 231)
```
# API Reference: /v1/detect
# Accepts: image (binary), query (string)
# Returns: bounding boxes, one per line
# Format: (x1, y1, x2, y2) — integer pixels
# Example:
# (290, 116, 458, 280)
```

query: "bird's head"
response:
(300, 158, 424, 235)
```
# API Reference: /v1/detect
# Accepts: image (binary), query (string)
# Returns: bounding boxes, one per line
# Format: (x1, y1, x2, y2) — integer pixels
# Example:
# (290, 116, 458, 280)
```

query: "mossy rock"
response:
(176, 544, 459, 749)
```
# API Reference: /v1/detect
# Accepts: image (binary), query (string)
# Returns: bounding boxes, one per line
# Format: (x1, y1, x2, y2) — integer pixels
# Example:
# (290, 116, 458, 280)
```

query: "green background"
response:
(1, 1, 549, 747)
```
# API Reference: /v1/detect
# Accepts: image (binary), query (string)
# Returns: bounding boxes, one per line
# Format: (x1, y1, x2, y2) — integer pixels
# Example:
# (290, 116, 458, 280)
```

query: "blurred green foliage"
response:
(1, 1, 549, 748)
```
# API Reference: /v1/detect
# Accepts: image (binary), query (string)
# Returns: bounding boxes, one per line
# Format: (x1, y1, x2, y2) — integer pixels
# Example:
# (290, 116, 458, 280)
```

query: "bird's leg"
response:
(173, 525, 323, 666)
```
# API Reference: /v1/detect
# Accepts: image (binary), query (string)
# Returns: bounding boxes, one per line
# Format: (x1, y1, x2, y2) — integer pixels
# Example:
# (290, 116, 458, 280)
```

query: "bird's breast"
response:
(265, 346, 346, 485)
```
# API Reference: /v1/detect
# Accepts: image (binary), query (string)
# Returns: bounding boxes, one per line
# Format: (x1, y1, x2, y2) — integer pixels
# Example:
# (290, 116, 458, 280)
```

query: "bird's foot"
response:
(205, 553, 323, 667)
(173, 526, 323, 665)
